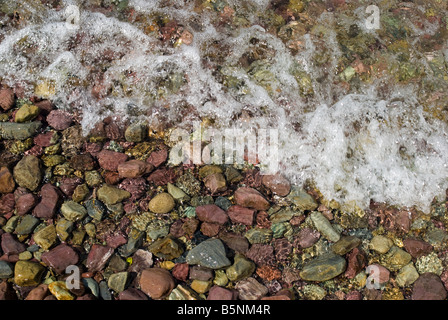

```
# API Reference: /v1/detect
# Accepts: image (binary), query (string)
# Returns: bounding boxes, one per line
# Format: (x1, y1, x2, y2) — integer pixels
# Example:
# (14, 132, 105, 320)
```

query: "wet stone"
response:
(412, 273, 447, 300)
(244, 227, 273, 244)
(61, 201, 87, 222)
(0, 261, 14, 279)
(403, 238, 433, 259)
(148, 192, 175, 214)
(225, 253, 255, 282)
(13, 155, 42, 191)
(0, 167, 15, 194)
(369, 235, 394, 254)
(15, 214, 39, 235)
(14, 261, 45, 287)
(97, 184, 131, 205)
(33, 224, 57, 250)
(235, 277, 268, 300)
(300, 253, 347, 282)
(108, 272, 129, 293)
(331, 236, 361, 255)
(0, 122, 42, 141)
(148, 235, 184, 260)
(234, 187, 270, 211)
(380, 246, 412, 272)
(310, 211, 340, 242)
(287, 186, 318, 211)
(185, 238, 231, 269)
(139, 268, 175, 299)
(41, 243, 79, 274)
(85, 199, 106, 221)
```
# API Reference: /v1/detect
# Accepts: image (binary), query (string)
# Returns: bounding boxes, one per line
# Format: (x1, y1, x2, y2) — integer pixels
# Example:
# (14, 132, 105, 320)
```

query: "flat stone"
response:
(369, 235, 394, 254)
(261, 173, 291, 196)
(148, 235, 184, 260)
(139, 268, 175, 299)
(226, 253, 255, 281)
(310, 211, 340, 242)
(332, 236, 361, 255)
(218, 231, 249, 253)
(97, 184, 131, 205)
(108, 272, 129, 293)
(15, 192, 37, 216)
(403, 238, 433, 259)
(287, 186, 318, 211)
(13, 155, 42, 191)
(207, 285, 237, 300)
(0, 261, 14, 279)
(227, 205, 255, 226)
(0, 121, 42, 140)
(15, 214, 39, 235)
(412, 273, 447, 300)
(85, 199, 106, 221)
(118, 160, 152, 179)
(1, 232, 26, 255)
(55, 218, 74, 242)
(41, 243, 79, 274)
(234, 187, 270, 211)
(61, 201, 87, 222)
(380, 246, 412, 272)
(14, 260, 45, 287)
(186, 238, 231, 269)
(235, 277, 268, 300)
(86, 244, 114, 272)
(97, 149, 128, 172)
(33, 224, 57, 250)
(195, 204, 228, 225)
(295, 227, 321, 248)
(300, 253, 347, 282)
(167, 182, 190, 202)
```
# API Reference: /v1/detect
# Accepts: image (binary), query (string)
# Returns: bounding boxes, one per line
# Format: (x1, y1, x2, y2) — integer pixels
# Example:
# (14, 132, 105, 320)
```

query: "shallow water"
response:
(1, 0, 448, 213)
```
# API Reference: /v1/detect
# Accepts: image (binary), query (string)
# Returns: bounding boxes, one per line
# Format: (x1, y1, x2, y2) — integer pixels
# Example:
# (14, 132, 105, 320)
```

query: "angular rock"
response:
(0, 87, 14, 111)
(226, 253, 255, 281)
(218, 231, 249, 254)
(15, 192, 37, 216)
(203, 173, 227, 194)
(118, 288, 149, 300)
(61, 201, 87, 222)
(396, 263, 420, 288)
(14, 261, 45, 287)
(287, 186, 318, 211)
(13, 155, 42, 191)
(139, 268, 175, 299)
(148, 235, 184, 260)
(332, 236, 361, 255)
(0, 261, 14, 279)
(48, 281, 74, 300)
(345, 247, 367, 279)
(1, 233, 26, 255)
(172, 263, 189, 282)
(0, 121, 42, 140)
(300, 253, 347, 282)
(0, 167, 15, 194)
(86, 244, 114, 272)
(195, 204, 228, 225)
(245, 244, 275, 266)
(412, 273, 447, 300)
(118, 160, 153, 179)
(244, 227, 273, 244)
(97, 184, 131, 205)
(207, 285, 237, 300)
(97, 149, 128, 172)
(46, 110, 73, 131)
(234, 187, 269, 211)
(295, 227, 321, 248)
(25, 284, 49, 300)
(310, 211, 340, 242)
(125, 122, 147, 143)
(69, 153, 96, 171)
(403, 238, 433, 259)
(41, 243, 79, 274)
(186, 238, 231, 269)
(235, 277, 268, 300)
(15, 214, 39, 235)
(15, 104, 40, 123)
(85, 199, 106, 221)
(227, 205, 255, 226)
(108, 272, 129, 293)
(0, 193, 14, 216)
(369, 235, 394, 254)
(33, 225, 57, 250)
(381, 246, 412, 272)
(146, 146, 168, 168)
(55, 218, 74, 242)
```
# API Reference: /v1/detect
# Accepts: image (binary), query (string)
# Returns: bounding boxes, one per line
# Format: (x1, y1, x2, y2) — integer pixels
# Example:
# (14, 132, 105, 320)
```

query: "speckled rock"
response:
(148, 235, 184, 260)
(0, 167, 15, 194)
(13, 155, 42, 191)
(48, 281, 74, 300)
(235, 277, 268, 300)
(380, 246, 412, 272)
(415, 252, 444, 276)
(396, 263, 420, 287)
(148, 192, 175, 214)
(186, 238, 231, 269)
(369, 235, 394, 254)
(332, 236, 361, 255)
(287, 186, 318, 211)
(33, 225, 57, 250)
(300, 253, 347, 282)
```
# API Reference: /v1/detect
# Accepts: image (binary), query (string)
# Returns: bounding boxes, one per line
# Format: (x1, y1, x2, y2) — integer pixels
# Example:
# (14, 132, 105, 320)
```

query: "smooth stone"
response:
(190, 279, 212, 294)
(97, 184, 131, 205)
(0, 261, 14, 279)
(186, 238, 231, 269)
(15, 214, 39, 235)
(139, 268, 175, 299)
(234, 187, 270, 211)
(300, 253, 347, 282)
(0, 167, 15, 194)
(33, 225, 57, 250)
(118, 288, 149, 300)
(369, 235, 394, 254)
(167, 183, 190, 202)
(332, 236, 361, 255)
(40, 243, 79, 274)
(0, 121, 42, 140)
(14, 260, 45, 286)
(225, 253, 255, 281)
(99, 281, 112, 300)
(61, 201, 87, 222)
(108, 272, 129, 293)
(86, 244, 114, 272)
(396, 263, 420, 287)
(310, 211, 340, 242)
(13, 155, 42, 191)
(82, 278, 99, 298)
(148, 193, 175, 214)
(15, 104, 40, 123)
(48, 281, 74, 300)
(287, 186, 318, 211)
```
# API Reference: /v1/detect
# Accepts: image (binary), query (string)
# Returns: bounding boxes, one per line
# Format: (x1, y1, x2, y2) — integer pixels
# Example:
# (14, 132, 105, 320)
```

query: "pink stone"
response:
(33, 183, 62, 219)
(146, 146, 168, 168)
(118, 288, 148, 300)
(97, 149, 128, 171)
(345, 248, 367, 279)
(106, 233, 128, 249)
(412, 273, 447, 300)
(234, 187, 270, 211)
(46, 110, 73, 131)
(86, 244, 114, 272)
(41, 243, 79, 274)
(203, 173, 227, 194)
(172, 263, 189, 282)
(227, 205, 255, 226)
(0, 194, 15, 216)
(195, 204, 228, 225)
(200, 221, 221, 237)
(118, 160, 153, 178)
(345, 291, 362, 300)
(1, 233, 26, 255)
(0, 88, 14, 111)
(15, 192, 38, 216)
(366, 264, 390, 284)
(294, 227, 320, 248)
(34, 131, 58, 147)
(403, 238, 433, 259)
(261, 173, 291, 196)
(207, 286, 238, 300)
(139, 268, 175, 299)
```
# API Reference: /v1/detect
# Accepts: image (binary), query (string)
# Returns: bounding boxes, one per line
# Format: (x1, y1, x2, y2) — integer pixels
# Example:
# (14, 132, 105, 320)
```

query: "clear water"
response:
(1, 0, 448, 213)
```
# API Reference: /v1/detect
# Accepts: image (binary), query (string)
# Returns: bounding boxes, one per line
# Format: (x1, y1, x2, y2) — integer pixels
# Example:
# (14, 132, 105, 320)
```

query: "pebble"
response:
(15, 214, 39, 235)
(46, 110, 73, 131)
(13, 155, 42, 191)
(186, 238, 231, 269)
(412, 273, 447, 300)
(234, 187, 270, 211)
(148, 235, 184, 260)
(61, 201, 87, 222)
(15, 192, 37, 216)
(218, 231, 249, 253)
(300, 253, 347, 282)
(97, 184, 131, 205)
(190, 279, 212, 294)
(14, 260, 45, 286)
(1, 232, 26, 255)
(108, 272, 129, 293)
(0, 167, 15, 193)
(203, 173, 227, 194)
(225, 253, 255, 281)
(402, 238, 433, 258)
(0, 281, 16, 300)
(139, 268, 175, 299)
(235, 277, 268, 300)
(167, 182, 190, 202)
(0, 261, 14, 279)
(195, 204, 228, 225)
(310, 211, 340, 242)
(331, 235, 361, 255)
(32, 225, 57, 250)
(344, 247, 367, 279)
(118, 160, 152, 179)
(207, 285, 237, 300)
(0, 121, 42, 140)
(396, 263, 420, 287)
(55, 218, 74, 242)
(85, 199, 106, 221)
(148, 192, 175, 214)
(261, 173, 291, 196)
(82, 278, 100, 298)
(380, 246, 412, 272)
(295, 227, 321, 248)
(0, 87, 14, 111)
(415, 252, 444, 276)
(86, 244, 114, 272)
(97, 149, 128, 172)
(303, 284, 327, 300)
(125, 122, 147, 142)
(48, 281, 74, 300)
(118, 288, 148, 300)
(41, 243, 79, 274)
(286, 186, 318, 211)
(369, 235, 394, 254)
(227, 205, 255, 226)
(25, 284, 49, 300)
(14, 104, 40, 123)
(33, 183, 62, 219)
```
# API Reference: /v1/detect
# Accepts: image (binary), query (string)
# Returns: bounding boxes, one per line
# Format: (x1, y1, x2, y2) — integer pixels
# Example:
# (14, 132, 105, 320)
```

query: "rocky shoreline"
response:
(0, 86, 447, 300)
